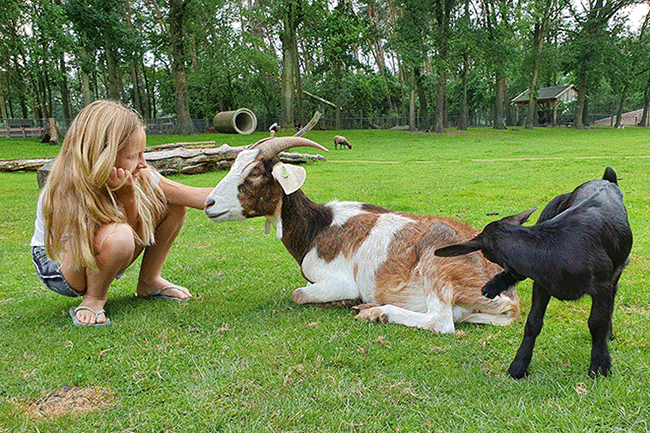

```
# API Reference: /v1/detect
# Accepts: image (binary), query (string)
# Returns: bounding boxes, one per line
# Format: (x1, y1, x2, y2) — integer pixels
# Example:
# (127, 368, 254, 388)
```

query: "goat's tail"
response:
(603, 167, 618, 184)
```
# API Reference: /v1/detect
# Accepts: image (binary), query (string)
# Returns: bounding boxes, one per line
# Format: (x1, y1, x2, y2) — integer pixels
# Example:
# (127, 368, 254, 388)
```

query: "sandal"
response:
(135, 285, 192, 302)
(69, 306, 112, 327)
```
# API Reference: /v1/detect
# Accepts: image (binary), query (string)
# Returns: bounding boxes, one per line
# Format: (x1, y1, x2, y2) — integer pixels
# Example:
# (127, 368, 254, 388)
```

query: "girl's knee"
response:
(96, 223, 136, 261)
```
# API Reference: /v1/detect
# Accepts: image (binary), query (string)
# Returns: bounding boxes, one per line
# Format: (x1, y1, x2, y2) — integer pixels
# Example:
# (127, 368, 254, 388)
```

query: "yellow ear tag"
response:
(280, 165, 289, 178)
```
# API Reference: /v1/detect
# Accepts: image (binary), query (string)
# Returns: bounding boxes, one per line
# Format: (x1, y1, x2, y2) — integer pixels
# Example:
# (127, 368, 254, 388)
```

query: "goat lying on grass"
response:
(204, 137, 519, 333)
(435, 167, 632, 378)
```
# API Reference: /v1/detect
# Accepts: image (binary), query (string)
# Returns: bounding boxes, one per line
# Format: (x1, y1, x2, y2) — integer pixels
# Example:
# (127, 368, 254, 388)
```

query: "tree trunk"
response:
(434, 69, 446, 133)
(614, 87, 628, 128)
(493, 72, 507, 129)
(125, 0, 142, 114)
(335, 66, 342, 130)
(280, 1, 300, 128)
(458, 55, 468, 130)
(45, 118, 60, 145)
(503, 78, 513, 127)
(639, 74, 650, 126)
(0, 84, 7, 128)
(367, 2, 395, 113)
(526, 27, 543, 129)
(81, 53, 92, 107)
(573, 59, 588, 129)
(170, 0, 197, 134)
(105, 44, 121, 101)
(138, 62, 152, 119)
(415, 68, 429, 131)
(409, 70, 416, 131)
(59, 53, 71, 119)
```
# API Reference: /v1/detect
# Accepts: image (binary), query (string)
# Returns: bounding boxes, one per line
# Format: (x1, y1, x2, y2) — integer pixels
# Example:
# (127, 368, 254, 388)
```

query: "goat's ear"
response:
(434, 240, 482, 257)
(503, 207, 537, 225)
(272, 162, 306, 195)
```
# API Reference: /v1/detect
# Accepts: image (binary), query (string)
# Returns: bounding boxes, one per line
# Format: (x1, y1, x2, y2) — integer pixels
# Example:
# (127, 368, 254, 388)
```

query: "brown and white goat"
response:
(204, 137, 519, 333)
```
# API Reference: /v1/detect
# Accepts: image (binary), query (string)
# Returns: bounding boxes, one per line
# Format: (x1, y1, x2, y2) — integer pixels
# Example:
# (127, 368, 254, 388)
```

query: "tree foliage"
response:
(0, 0, 648, 131)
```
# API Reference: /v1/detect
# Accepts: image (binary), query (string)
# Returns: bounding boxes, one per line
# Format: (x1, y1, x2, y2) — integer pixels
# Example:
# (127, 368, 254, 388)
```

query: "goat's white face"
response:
(204, 149, 259, 222)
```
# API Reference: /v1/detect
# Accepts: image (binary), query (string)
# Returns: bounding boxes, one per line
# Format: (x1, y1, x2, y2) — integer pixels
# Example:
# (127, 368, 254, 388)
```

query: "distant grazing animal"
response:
(435, 167, 632, 378)
(204, 137, 519, 333)
(333, 135, 352, 149)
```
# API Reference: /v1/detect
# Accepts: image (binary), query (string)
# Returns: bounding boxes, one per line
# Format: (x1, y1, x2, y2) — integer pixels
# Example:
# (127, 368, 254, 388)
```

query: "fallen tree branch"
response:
(31, 143, 326, 187)
(293, 111, 322, 137)
(0, 157, 53, 172)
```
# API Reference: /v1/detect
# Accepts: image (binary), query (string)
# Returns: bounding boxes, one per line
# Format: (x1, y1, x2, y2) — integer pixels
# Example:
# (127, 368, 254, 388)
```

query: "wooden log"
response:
(144, 141, 217, 152)
(0, 157, 54, 172)
(31, 143, 326, 187)
(145, 144, 326, 175)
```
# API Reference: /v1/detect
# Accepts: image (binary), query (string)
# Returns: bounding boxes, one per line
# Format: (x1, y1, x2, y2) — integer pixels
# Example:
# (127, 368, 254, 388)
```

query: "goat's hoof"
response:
(292, 289, 310, 304)
(355, 307, 388, 324)
(588, 364, 611, 378)
(507, 364, 529, 380)
(481, 286, 500, 299)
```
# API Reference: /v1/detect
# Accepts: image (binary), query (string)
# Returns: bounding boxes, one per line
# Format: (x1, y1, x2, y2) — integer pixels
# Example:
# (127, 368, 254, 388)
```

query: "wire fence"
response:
(2, 112, 647, 139)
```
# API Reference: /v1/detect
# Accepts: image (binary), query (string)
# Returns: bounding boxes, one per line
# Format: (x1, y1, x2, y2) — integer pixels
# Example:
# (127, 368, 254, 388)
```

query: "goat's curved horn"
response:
(249, 136, 328, 160)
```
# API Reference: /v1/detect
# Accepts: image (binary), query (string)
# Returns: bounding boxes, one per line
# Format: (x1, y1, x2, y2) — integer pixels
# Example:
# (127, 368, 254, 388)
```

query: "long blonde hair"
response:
(43, 100, 167, 269)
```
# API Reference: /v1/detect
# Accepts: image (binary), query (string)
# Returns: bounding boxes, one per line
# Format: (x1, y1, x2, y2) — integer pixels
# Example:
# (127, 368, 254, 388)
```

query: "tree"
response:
(477, 0, 521, 130)
(168, 0, 197, 134)
(65, 0, 129, 104)
(523, 0, 566, 129)
(395, 0, 434, 130)
(431, 0, 459, 132)
(312, 0, 363, 129)
(563, 0, 639, 129)
(279, 0, 303, 129)
(359, 0, 396, 113)
(453, 0, 475, 130)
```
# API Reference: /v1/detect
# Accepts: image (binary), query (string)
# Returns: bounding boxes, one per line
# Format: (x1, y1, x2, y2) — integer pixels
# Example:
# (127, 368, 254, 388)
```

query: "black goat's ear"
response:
(503, 207, 537, 225)
(435, 240, 482, 257)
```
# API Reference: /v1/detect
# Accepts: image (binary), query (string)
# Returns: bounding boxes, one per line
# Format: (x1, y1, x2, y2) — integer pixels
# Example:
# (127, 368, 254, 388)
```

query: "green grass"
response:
(1, 127, 650, 432)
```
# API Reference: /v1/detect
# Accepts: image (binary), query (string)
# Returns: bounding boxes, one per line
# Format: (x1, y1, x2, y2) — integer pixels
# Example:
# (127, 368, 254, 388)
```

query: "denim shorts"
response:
(32, 246, 84, 297)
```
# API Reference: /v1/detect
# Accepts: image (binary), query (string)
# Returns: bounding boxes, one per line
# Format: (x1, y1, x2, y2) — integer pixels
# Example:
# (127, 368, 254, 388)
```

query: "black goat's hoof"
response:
(481, 281, 502, 299)
(588, 365, 611, 378)
(508, 364, 529, 380)
(482, 287, 499, 299)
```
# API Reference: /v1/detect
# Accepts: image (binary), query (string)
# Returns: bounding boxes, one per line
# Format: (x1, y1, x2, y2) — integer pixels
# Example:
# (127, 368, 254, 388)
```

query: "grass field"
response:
(1, 127, 649, 432)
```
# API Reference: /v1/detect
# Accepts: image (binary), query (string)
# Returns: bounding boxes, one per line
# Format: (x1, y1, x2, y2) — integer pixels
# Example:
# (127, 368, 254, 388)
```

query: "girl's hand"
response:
(107, 167, 135, 199)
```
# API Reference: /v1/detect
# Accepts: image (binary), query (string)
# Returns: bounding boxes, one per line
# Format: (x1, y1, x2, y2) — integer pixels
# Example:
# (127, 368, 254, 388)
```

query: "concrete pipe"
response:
(213, 108, 257, 135)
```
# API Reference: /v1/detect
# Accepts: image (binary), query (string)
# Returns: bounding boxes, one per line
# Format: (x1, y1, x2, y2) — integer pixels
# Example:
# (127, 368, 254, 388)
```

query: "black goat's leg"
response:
(608, 268, 624, 341)
(482, 271, 525, 299)
(508, 282, 551, 379)
(587, 288, 615, 377)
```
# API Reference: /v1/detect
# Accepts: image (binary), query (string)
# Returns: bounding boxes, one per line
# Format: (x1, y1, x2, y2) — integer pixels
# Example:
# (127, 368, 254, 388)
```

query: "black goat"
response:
(435, 167, 632, 378)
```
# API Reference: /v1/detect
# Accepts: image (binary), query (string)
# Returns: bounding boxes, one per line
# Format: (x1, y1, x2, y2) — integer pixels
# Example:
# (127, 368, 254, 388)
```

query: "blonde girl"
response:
(31, 100, 213, 326)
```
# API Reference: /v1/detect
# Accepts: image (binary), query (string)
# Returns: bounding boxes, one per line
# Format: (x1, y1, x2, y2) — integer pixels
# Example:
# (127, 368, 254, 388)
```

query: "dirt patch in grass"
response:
(22, 385, 112, 419)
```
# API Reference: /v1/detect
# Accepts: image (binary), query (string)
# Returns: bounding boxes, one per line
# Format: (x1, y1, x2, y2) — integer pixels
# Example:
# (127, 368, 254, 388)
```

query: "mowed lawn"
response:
(1, 127, 649, 432)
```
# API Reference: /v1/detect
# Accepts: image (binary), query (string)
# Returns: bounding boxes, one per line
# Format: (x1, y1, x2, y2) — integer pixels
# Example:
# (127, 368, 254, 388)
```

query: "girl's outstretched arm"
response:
(158, 175, 213, 210)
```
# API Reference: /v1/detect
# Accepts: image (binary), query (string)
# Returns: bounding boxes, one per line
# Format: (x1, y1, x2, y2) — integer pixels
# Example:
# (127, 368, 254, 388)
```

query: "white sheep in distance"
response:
(204, 137, 519, 333)
(333, 135, 352, 149)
